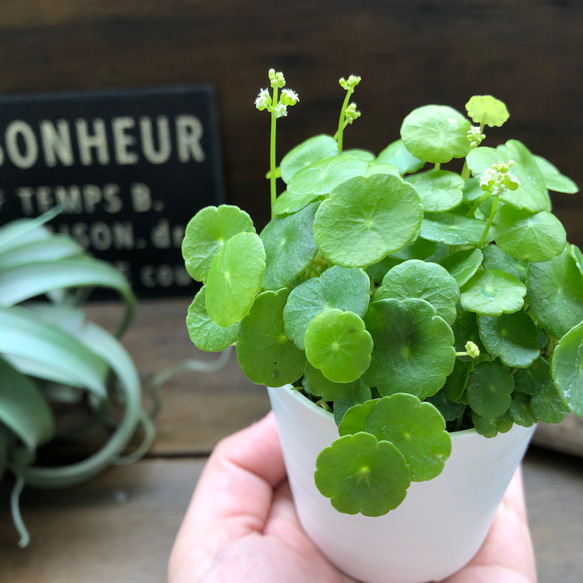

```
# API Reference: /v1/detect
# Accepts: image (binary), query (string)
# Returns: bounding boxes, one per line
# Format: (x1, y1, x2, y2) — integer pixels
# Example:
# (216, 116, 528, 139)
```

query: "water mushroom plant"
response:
(182, 69, 582, 518)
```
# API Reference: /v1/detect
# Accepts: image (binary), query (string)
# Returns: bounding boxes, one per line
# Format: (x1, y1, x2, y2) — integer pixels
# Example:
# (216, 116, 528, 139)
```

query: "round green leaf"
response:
(527, 247, 583, 339)
(426, 390, 466, 422)
(260, 202, 319, 290)
(514, 359, 569, 424)
(273, 189, 323, 216)
(304, 309, 373, 383)
(421, 213, 493, 246)
(280, 134, 339, 183)
(182, 205, 255, 282)
(442, 358, 473, 403)
(376, 139, 425, 175)
(283, 265, 370, 349)
(375, 259, 460, 325)
(315, 432, 411, 516)
(344, 149, 375, 162)
(451, 309, 486, 355)
(338, 399, 377, 436)
(466, 142, 549, 213)
(186, 287, 238, 352)
(313, 174, 423, 268)
(365, 394, 451, 481)
(407, 170, 464, 212)
(205, 231, 266, 327)
(482, 245, 528, 282)
(365, 161, 400, 177)
(236, 289, 306, 387)
(509, 392, 537, 427)
(571, 245, 583, 277)
(466, 361, 513, 418)
(401, 105, 471, 164)
(304, 362, 371, 402)
(534, 155, 579, 194)
(493, 205, 566, 262)
(460, 269, 526, 316)
(472, 411, 514, 438)
(552, 320, 583, 417)
(363, 298, 455, 399)
(478, 312, 540, 368)
(465, 95, 509, 127)
(440, 248, 483, 287)
(287, 155, 368, 196)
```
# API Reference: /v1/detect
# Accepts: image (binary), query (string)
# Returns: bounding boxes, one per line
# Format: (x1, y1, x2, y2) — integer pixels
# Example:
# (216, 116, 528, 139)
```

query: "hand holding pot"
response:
(168, 412, 357, 583)
(168, 413, 537, 583)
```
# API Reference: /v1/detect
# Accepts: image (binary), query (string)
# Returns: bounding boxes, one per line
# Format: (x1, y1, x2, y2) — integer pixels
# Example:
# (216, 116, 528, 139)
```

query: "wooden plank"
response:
(533, 414, 583, 459)
(0, 449, 581, 582)
(523, 448, 583, 583)
(0, 459, 204, 582)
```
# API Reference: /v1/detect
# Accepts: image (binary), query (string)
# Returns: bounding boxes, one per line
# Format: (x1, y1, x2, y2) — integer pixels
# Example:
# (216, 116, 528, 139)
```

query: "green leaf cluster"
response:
(0, 214, 151, 547)
(182, 77, 582, 518)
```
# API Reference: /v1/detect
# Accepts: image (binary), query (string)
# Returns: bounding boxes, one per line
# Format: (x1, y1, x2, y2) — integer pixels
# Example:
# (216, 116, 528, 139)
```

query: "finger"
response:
(179, 412, 286, 539)
(264, 480, 302, 536)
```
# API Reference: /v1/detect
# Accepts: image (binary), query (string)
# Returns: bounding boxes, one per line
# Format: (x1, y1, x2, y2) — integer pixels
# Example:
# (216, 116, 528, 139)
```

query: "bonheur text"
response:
(0, 115, 206, 168)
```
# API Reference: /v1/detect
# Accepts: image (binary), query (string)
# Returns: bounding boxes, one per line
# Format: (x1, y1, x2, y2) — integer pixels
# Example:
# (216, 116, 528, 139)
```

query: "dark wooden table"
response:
(1, 298, 582, 583)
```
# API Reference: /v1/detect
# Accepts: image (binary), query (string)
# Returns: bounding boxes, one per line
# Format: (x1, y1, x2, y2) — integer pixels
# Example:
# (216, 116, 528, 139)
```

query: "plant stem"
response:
(435, 162, 441, 171)
(468, 191, 490, 217)
(477, 194, 499, 247)
(461, 160, 471, 180)
(336, 89, 353, 155)
(270, 86, 279, 219)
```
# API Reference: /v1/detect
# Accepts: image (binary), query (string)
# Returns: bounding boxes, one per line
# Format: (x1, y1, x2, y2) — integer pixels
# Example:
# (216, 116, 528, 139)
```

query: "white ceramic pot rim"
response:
(284, 383, 482, 440)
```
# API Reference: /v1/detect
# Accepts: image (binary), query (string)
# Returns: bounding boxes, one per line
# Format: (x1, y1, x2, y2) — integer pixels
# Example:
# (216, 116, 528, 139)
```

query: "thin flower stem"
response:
(468, 191, 490, 217)
(477, 194, 500, 247)
(336, 89, 353, 154)
(270, 87, 279, 219)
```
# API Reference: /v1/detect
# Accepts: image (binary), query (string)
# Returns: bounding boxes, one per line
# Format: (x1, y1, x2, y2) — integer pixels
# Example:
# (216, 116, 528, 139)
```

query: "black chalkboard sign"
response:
(0, 86, 224, 298)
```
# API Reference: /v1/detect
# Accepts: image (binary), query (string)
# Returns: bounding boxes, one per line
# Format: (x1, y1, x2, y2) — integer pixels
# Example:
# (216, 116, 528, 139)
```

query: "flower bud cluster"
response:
(480, 160, 520, 196)
(344, 103, 361, 125)
(465, 341, 480, 359)
(255, 70, 299, 118)
(467, 126, 486, 148)
(339, 75, 362, 91)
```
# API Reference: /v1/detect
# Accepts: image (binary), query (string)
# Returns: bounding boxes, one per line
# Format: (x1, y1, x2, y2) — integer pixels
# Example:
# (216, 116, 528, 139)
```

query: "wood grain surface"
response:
(1, 452, 582, 583)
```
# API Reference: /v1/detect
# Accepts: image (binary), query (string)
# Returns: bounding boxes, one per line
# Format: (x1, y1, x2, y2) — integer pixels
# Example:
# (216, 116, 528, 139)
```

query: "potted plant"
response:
(181, 69, 582, 583)
(0, 210, 154, 547)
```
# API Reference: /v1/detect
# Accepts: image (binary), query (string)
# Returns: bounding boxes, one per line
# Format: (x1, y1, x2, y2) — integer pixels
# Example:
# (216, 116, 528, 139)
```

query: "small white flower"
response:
(274, 102, 288, 118)
(480, 162, 520, 196)
(467, 125, 486, 148)
(255, 88, 271, 111)
(280, 88, 299, 106)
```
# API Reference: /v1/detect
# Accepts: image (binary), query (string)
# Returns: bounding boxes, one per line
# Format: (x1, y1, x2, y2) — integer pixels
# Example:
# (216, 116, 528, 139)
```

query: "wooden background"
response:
(0, 2, 582, 582)
(0, 0, 581, 237)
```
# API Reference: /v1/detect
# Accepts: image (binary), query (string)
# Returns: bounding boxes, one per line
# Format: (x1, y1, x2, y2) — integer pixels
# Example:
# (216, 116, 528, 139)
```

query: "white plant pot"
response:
(267, 384, 536, 583)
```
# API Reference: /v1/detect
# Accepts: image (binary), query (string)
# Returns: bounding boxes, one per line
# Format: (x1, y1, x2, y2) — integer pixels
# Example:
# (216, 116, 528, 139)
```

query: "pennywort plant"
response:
(182, 70, 582, 516)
